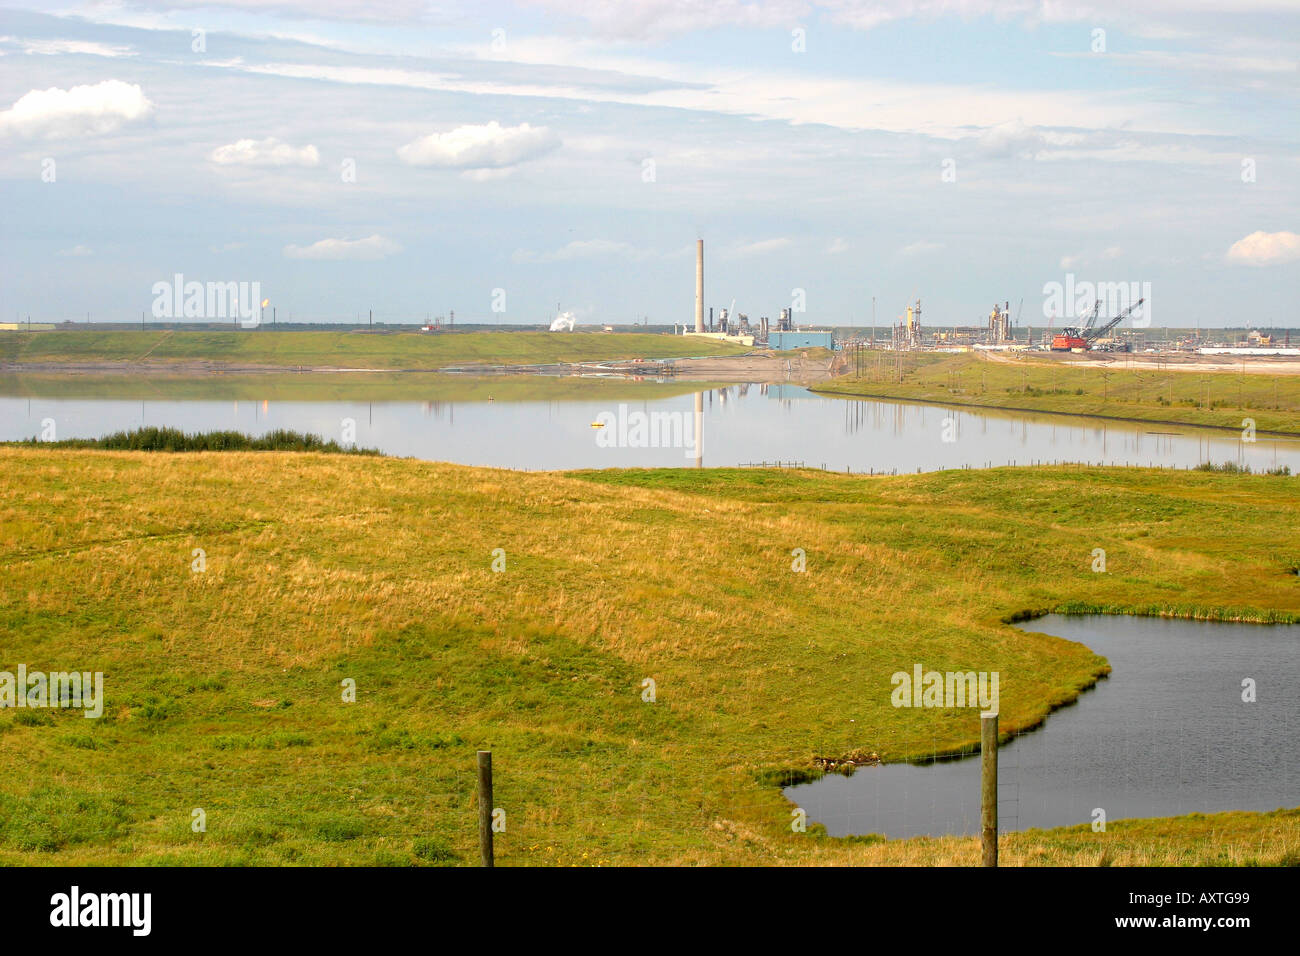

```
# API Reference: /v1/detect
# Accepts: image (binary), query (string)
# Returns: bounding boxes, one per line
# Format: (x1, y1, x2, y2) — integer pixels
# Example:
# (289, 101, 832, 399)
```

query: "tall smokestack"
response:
(695, 239, 704, 333)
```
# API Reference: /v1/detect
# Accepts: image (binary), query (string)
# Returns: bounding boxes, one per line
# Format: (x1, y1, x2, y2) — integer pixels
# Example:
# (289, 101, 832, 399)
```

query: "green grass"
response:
(1, 450, 1297, 865)
(0, 371, 718, 403)
(0, 329, 748, 370)
(816, 351, 1300, 435)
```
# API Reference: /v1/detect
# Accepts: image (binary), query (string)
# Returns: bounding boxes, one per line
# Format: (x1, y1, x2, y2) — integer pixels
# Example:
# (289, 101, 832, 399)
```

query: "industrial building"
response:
(767, 330, 835, 350)
(679, 238, 836, 351)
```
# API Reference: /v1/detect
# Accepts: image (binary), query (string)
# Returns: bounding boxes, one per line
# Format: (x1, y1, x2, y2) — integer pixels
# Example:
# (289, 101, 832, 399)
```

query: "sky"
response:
(0, 0, 1297, 329)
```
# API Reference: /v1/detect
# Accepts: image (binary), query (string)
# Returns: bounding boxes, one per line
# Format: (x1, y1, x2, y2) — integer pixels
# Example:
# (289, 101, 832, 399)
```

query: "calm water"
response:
(784, 615, 1299, 838)
(4, 383, 1297, 473)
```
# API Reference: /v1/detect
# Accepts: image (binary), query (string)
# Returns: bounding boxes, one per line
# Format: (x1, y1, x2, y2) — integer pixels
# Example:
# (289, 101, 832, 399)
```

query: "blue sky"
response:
(0, 0, 1296, 328)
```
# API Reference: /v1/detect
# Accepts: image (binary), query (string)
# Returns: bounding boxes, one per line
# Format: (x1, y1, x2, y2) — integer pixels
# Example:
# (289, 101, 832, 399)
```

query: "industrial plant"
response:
(672, 239, 1152, 356)
(677, 239, 836, 352)
(664, 239, 1294, 359)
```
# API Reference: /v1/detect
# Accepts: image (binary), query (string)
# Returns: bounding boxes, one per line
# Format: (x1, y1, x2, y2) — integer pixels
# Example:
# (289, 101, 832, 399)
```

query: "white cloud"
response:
(56, 245, 93, 257)
(0, 79, 153, 138)
(972, 120, 1090, 159)
(236, 54, 1209, 142)
(83, 0, 431, 25)
(283, 235, 401, 260)
(247, 62, 454, 91)
(210, 137, 320, 167)
(900, 240, 945, 256)
(461, 167, 515, 182)
(525, 0, 1300, 43)
(1, 37, 136, 58)
(728, 238, 793, 258)
(521, 0, 806, 40)
(973, 119, 1044, 157)
(210, 242, 245, 253)
(397, 121, 560, 170)
(512, 239, 644, 263)
(828, 238, 850, 254)
(1225, 231, 1300, 266)
(1053, 49, 1300, 76)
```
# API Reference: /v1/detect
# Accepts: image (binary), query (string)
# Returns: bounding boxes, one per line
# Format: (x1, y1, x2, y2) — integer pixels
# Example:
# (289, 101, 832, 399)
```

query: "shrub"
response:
(13, 427, 380, 456)
(1194, 461, 1249, 474)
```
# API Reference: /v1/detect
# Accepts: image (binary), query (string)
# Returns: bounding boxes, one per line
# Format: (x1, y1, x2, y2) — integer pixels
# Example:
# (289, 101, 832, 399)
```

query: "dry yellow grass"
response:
(1, 448, 1297, 865)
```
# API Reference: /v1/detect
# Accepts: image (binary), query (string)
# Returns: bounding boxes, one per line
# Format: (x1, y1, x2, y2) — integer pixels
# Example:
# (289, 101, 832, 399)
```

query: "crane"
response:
(1085, 298, 1144, 344)
(1051, 300, 1100, 350)
(1051, 299, 1144, 351)
(1082, 299, 1101, 331)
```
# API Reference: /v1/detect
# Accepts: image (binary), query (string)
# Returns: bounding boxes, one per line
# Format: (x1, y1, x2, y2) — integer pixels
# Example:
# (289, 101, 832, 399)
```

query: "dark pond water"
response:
(783, 615, 1298, 837)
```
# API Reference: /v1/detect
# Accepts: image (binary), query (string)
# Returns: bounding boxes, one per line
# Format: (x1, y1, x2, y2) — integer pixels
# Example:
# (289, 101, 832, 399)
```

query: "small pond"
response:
(783, 614, 1299, 838)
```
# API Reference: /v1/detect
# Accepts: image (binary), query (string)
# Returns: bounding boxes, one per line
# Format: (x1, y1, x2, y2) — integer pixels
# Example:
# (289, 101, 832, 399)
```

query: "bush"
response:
(1197, 462, 1290, 477)
(13, 427, 380, 456)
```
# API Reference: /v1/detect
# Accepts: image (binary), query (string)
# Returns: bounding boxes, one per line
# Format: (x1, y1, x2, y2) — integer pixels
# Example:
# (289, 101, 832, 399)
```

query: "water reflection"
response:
(3, 384, 1297, 474)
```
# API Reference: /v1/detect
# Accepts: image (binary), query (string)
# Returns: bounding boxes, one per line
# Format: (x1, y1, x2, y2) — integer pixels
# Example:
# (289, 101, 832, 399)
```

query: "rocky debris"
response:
(813, 752, 882, 773)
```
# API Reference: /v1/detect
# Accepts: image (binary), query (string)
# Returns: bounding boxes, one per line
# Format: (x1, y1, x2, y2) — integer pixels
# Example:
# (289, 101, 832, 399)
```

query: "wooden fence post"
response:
(477, 750, 493, 868)
(981, 714, 998, 867)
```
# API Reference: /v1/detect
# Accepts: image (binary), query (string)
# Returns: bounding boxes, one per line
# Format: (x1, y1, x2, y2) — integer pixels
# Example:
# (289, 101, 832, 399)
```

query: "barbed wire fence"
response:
(6, 681, 1292, 865)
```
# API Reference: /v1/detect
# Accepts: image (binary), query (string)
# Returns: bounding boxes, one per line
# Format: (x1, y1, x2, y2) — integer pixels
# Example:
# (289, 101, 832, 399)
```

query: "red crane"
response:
(1052, 299, 1144, 351)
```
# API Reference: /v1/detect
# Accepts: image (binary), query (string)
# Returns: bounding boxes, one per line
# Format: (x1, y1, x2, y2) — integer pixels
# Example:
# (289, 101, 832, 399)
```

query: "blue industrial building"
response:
(766, 330, 836, 351)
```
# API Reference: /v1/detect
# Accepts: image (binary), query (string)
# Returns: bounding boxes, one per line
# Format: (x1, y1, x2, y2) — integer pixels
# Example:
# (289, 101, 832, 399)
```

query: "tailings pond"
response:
(4, 383, 1297, 473)
(783, 615, 1299, 838)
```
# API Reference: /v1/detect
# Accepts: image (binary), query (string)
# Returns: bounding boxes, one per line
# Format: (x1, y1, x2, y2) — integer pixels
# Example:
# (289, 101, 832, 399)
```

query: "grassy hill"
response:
(816, 351, 1300, 435)
(1, 448, 1297, 865)
(0, 329, 748, 370)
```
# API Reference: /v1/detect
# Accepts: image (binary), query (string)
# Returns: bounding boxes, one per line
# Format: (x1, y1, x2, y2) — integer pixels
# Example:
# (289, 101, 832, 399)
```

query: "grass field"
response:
(5, 447, 1294, 868)
(817, 351, 1300, 435)
(0, 330, 748, 371)
(2, 449, 1298, 865)
(0, 371, 718, 403)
